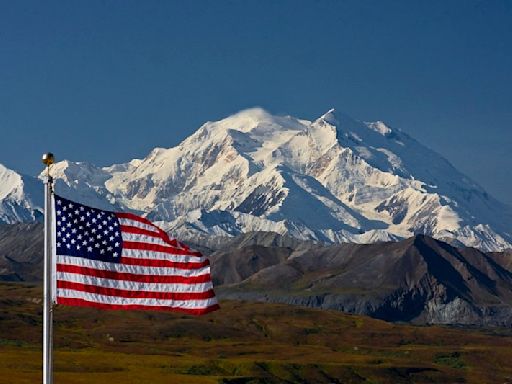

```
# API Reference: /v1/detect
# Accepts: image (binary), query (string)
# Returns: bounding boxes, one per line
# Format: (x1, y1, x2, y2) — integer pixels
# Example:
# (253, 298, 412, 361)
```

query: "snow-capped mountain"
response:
(0, 164, 43, 223)
(3, 108, 512, 251)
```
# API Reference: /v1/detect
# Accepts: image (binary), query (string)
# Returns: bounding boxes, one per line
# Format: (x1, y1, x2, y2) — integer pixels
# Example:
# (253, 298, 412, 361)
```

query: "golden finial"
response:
(42, 153, 55, 166)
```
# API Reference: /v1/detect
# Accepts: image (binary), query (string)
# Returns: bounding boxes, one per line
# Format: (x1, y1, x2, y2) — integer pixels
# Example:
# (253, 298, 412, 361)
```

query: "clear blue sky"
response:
(1, 1, 511, 204)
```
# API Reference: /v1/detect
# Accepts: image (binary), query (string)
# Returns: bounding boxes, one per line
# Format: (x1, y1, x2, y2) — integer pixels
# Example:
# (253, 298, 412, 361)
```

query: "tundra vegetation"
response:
(0, 283, 511, 383)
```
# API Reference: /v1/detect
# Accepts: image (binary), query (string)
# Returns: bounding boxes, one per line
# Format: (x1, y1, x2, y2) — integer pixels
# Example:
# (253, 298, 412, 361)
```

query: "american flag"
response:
(53, 194, 219, 315)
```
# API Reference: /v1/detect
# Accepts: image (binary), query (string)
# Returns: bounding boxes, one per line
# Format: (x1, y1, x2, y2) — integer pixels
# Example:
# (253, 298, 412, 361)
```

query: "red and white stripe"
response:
(55, 212, 219, 315)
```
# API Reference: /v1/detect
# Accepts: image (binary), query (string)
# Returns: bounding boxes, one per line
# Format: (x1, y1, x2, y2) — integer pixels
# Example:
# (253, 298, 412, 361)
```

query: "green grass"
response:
(0, 282, 511, 383)
(433, 352, 465, 369)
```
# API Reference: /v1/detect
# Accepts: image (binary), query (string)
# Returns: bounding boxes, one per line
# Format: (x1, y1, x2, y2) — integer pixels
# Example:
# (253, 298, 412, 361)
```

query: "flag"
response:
(52, 194, 219, 315)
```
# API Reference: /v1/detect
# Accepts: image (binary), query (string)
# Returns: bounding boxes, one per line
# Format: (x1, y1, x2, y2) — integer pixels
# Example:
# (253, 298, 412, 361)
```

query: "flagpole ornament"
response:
(42, 152, 55, 384)
(42, 152, 55, 166)
(42, 152, 55, 182)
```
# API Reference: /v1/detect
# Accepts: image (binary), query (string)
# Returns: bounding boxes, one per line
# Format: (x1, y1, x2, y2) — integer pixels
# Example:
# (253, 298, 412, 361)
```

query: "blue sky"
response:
(1, 1, 511, 204)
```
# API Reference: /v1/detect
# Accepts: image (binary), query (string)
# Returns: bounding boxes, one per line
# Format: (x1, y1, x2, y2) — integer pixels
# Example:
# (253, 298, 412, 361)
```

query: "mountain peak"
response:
(215, 107, 277, 133)
(0, 163, 23, 200)
(49, 160, 104, 180)
(0, 163, 42, 223)
(319, 108, 338, 125)
(214, 107, 306, 136)
(231, 107, 274, 120)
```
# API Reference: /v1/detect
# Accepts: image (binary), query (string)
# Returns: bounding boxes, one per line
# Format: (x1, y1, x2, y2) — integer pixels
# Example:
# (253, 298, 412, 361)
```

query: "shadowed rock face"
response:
(2, 224, 512, 326)
(0, 223, 44, 282)
(209, 234, 512, 326)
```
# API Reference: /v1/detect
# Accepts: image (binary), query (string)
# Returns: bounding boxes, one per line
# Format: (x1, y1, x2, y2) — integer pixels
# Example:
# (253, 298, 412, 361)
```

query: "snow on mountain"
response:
(48, 160, 126, 211)
(0, 164, 43, 223)
(6, 107, 512, 251)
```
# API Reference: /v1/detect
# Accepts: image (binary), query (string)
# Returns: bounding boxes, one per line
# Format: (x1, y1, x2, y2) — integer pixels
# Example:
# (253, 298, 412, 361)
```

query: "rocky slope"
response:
(212, 234, 512, 326)
(0, 223, 43, 281)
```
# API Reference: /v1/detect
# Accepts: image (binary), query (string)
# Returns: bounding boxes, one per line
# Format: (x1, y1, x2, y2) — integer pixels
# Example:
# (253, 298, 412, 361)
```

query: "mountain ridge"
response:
(212, 233, 512, 326)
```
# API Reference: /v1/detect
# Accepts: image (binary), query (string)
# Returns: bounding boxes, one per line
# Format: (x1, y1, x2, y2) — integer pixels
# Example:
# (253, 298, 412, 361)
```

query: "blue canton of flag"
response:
(55, 197, 123, 263)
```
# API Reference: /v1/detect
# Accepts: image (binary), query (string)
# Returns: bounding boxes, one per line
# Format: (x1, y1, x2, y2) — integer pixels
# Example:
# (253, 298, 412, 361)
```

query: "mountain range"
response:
(2, 223, 512, 326)
(1, 107, 512, 251)
(211, 233, 512, 327)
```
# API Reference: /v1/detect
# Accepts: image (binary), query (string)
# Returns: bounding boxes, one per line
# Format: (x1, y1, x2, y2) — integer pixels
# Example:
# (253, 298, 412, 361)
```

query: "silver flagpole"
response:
(42, 152, 55, 384)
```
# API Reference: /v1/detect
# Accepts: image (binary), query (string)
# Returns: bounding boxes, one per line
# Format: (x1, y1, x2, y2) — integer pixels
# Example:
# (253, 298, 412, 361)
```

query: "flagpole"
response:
(42, 152, 55, 384)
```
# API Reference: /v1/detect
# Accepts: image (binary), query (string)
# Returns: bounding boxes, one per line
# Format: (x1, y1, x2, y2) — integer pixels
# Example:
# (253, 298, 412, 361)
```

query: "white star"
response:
(95, 243, 100, 248)
(66, 244, 71, 249)
(65, 233, 71, 238)
(91, 218, 97, 224)
(57, 200, 62, 205)
(77, 234, 82, 240)
(56, 242, 61, 247)
(114, 242, 120, 247)
(107, 246, 113, 251)
(63, 206, 67, 212)
(86, 212, 91, 217)
(82, 240, 87, 246)
(80, 206, 84, 211)
(113, 252, 119, 257)
(68, 203, 73, 208)
(70, 239, 76, 244)
(71, 228, 77, 234)
(109, 236, 114, 241)
(74, 210, 79, 215)
(76, 245, 81, 250)
(87, 246, 93, 252)
(100, 249, 105, 255)
(102, 220, 107, 225)
(56, 210, 62, 216)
